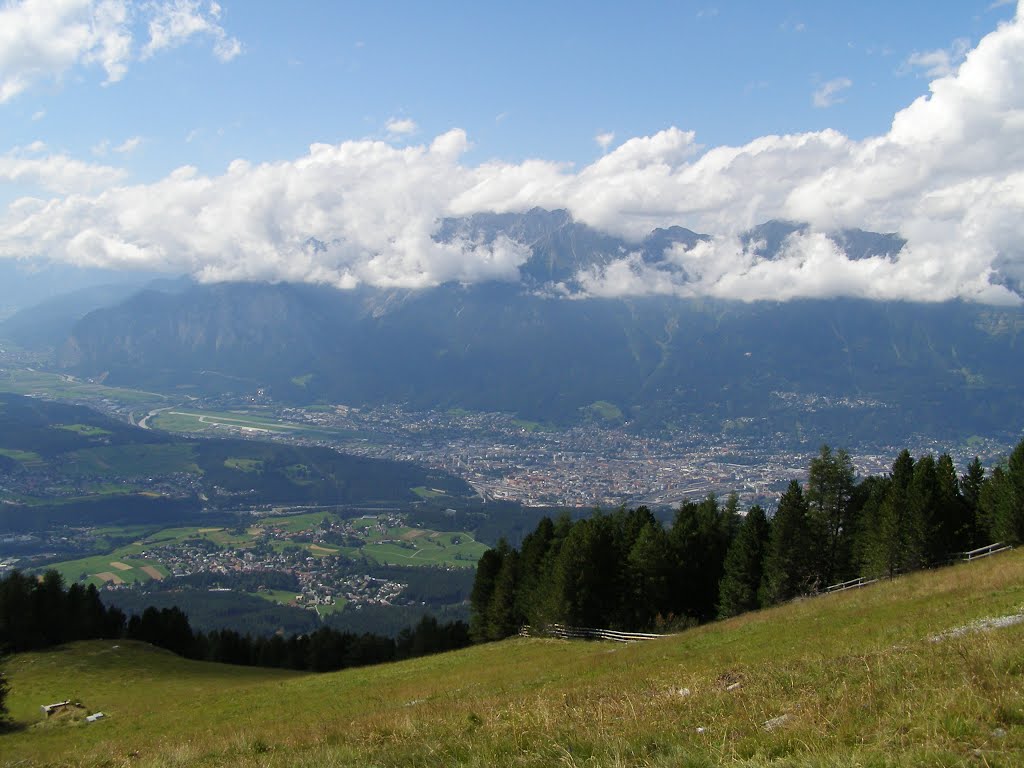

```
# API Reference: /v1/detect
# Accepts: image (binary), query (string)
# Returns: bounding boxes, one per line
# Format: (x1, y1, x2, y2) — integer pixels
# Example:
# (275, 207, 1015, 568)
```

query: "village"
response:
(109, 512, 427, 613)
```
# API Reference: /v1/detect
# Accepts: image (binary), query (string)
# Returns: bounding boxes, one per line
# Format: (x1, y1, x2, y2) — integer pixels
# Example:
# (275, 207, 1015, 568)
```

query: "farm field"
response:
(41, 512, 487, 598)
(4, 549, 1024, 767)
(0, 368, 168, 408)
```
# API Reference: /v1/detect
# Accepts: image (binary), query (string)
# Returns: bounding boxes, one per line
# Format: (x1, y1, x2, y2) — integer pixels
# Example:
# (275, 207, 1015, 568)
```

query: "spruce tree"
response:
(469, 543, 506, 642)
(718, 505, 770, 618)
(761, 481, 814, 604)
(934, 453, 970, 559)
(861, 450, 916, 578)
(961, 457, 986, 546)
(979, 440, 1024, 545)
(486, 549, 521, 640)
(806, 445, 857, 585)
(625, 520, 673, 628)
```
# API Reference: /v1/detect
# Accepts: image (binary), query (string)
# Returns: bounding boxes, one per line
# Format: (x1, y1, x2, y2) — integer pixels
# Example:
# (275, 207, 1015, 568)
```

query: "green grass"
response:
(249, 589, 301, 606)
(0, 447, 42, 464)
(580, 399, 624, 422)
(4, 551, 1024, 766)
(315, 599, 348, 617)
(224, 457, 264, 473)
(261, 511, 337, 532)
(53, 423, 112, 436)
(42, 550, 167, 587)
(63, 444, 200, 477)
(0, 368, 169, 405)
(411, 485, 447, 499)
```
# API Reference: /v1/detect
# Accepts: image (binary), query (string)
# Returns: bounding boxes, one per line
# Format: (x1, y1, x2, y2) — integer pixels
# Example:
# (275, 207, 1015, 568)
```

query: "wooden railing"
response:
(519, 624, 668, 643)
(955, 542, 1013, 562)
(825, 576, 878, 593)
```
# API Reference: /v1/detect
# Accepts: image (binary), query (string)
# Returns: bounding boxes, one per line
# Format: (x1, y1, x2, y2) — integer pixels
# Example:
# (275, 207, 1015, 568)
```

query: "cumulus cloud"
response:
(0, 144, 126, 194)
(2, 3, 1024, 303)
(0, 0, 240, 104)
(385, 117, 418, 137)
(902, 38, 971, 78)
(0, 131, 529, 288)
(813, 77, 852, 108)
(594, 132, 615, 152)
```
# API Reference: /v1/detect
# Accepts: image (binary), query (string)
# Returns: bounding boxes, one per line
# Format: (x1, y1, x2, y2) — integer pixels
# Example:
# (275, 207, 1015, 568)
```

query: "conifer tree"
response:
(961, 456, 986, 546)
(486, 548, 521, 640)
(761, 481, 814, 604)
(979, 440, 1024, 545)
(718, 505, 770, 618)
(625, 519, 673, 628)
(806, 445, 857, 585)
(669, 494, 734, 621)
(469, 542, 506, 642)
(933, 453, 970, 558)
(861, 450, 917, 578)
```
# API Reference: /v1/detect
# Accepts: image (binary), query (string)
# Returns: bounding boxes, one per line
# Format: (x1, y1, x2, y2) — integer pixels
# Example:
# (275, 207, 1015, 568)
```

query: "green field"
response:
(411, 485, 447, 499)
(0, 368, 169, 406)
(3, 551, 1024, 766)
(251, 588, 301, 605)
(42, 513, 485, 589)
(0, 447, 42, 464)
(63, 443, 201, 477)
(44, 549, 168, 588)
(54, 423, 113, 436)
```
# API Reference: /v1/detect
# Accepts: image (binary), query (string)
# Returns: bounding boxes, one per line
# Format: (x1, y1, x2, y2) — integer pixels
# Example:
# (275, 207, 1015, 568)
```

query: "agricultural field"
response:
(4, 549, 1024, 767)
(0, 367, 169, 408)
(40, 511, 487, 605)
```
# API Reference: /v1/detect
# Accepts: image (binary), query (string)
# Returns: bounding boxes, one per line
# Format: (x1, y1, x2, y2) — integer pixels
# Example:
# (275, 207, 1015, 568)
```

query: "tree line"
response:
(0, 569, 471, 685)
(470, 440, 1024, 640)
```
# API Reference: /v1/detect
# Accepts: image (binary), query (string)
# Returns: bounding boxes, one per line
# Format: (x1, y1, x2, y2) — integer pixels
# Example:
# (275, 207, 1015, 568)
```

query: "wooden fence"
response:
(519, 624, 668, 643)
(955, 542, 1013, 562)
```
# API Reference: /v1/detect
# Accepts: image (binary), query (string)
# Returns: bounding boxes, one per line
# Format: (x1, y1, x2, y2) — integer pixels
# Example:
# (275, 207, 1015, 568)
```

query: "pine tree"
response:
(806, 445, 857, 585)
(469, 542, 506, 642)
(861, 450, 917, 578)
(933, 453, 970, 559)
(979, 440, 1024, 545)
(761, 481, 815, 604)
(961, 456, 986, 547)
(669, 494, 734, 621)
(486, 549, 521, 639)
(718, 505, 770, 618)
(625, 520, 673, 628)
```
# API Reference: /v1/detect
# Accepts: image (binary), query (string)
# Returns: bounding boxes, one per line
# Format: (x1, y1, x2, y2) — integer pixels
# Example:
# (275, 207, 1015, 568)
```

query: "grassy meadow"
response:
(3, 550, 1024, 766)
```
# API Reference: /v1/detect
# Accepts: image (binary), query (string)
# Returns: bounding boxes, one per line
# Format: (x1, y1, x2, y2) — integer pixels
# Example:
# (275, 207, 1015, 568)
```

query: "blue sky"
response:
(1, 0, 1023, 304)
(5, 1, 1015, 176)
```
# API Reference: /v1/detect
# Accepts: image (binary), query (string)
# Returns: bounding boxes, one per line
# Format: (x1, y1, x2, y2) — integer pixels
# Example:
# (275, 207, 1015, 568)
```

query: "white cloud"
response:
(2, 4, 1024, 304)
(813, 77, 852, 108)
(902, 38, 971, 78)
(0, 145, 126, 194)
(114, 136, 142, 153)
(594, 132, 615, 152)
(142, 0, 242, 61)
(31, 109, 45, 121)
(0, 0, 240, 104)
(385, 117, 418, 137)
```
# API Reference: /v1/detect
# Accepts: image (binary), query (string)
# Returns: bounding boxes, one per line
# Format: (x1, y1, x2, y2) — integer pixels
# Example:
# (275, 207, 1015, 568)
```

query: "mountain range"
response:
(2, 209, 1021, 444)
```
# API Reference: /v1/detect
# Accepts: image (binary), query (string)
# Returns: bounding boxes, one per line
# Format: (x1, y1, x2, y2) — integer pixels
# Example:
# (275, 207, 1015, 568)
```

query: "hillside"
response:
(2, 210, 1017, 444)
(3, 550, 1023, 766)
(0, 392, 471, 532)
